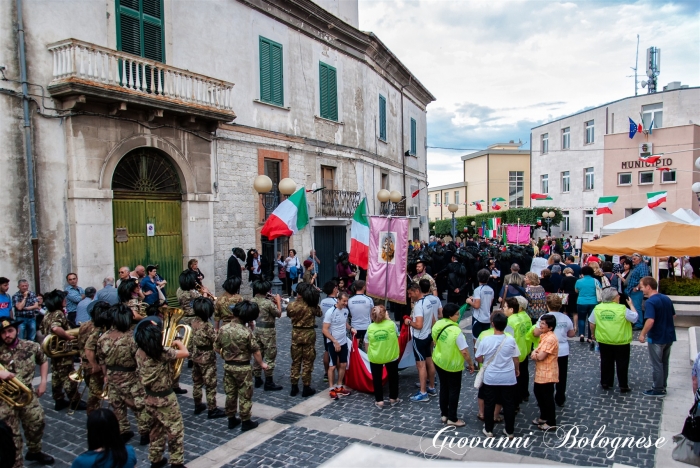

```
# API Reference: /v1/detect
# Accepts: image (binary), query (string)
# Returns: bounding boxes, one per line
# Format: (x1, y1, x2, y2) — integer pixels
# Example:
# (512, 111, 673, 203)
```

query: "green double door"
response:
(113, 199, 183, 304)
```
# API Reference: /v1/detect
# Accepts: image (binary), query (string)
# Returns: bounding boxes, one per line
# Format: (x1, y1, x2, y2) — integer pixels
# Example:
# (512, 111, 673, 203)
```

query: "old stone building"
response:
(0, 0, 434, 295)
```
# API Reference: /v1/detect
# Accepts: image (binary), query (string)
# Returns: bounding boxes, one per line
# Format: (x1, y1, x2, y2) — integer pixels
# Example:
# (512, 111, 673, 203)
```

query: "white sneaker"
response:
(503, 428, 514, 439)
(482, 427, 494, 438)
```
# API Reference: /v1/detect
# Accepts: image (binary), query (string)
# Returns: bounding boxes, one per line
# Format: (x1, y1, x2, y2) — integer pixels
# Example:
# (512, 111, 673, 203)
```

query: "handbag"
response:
(673, 434, 700, 466)
(595, 279, 603, 302)
(474, 335, 507, 389)
(682, 391, 700, 442)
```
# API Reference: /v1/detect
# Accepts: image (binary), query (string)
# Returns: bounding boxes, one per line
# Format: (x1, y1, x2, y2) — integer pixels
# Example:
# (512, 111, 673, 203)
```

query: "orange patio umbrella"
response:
(582, 222, 700, 257)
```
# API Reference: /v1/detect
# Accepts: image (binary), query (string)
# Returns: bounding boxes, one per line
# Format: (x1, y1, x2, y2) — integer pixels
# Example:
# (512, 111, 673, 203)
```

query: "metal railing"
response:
(380, 200, 406, 217)
(316, 190, 361, 218)
(47, 39, 235, 112)
(261, 190, 281, 222)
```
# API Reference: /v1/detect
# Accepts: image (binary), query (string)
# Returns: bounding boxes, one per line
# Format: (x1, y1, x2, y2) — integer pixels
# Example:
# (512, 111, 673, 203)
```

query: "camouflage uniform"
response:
(136, 347, 184, 465)
(125, 298, 146, 319)
(412, 272, 437, 293)
(214, 294, 242, 327)
(252, 295, 280, 378)
(40, 310, 79, 401)
(176, 288, 201, 336)
(0, 339, 47, 466)
(96, 326, 150, 436)
(190, 317, 217, 410)
(78, 321, 105, 414)
(215, 320, 259, 421)
(287, 299, 322, 386)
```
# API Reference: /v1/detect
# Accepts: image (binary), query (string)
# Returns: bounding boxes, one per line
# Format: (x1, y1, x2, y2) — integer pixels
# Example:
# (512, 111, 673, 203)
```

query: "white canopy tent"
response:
(692, 217, 700, 227)
(601, 206, 687, 235)
(671, 208, 700, 223)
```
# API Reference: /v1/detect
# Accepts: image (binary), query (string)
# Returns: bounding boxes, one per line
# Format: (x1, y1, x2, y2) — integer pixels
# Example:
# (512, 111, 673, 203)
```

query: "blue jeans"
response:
(17, 316, 37, 341)
(629, 291, 644, 328)
(577, 303, 596, 339)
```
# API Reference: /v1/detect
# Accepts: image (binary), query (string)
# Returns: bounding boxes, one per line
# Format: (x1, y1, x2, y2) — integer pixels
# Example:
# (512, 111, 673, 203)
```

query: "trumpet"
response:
(42, 328, 80, 358)
(266, 293, 289, 312)
(161, 307, 192, 380)
(196, 284, 217, 301)
(0, 363, 34, 408)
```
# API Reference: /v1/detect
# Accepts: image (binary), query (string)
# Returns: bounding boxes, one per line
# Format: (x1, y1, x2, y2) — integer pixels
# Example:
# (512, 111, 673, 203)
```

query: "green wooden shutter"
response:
(116, 0, 164, 62)
(319, 62, 338, 121)
(379, 95, 387, 140)
(410, 118, 417, 155)
(259, 37, 283, 106)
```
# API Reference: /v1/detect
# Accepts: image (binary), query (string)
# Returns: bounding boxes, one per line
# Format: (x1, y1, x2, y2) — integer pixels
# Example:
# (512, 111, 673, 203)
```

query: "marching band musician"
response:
(215, 300, 268, 431)
(39, 290, 84, 411)
(214, 277, 243, 331)
(134, 319, 189, 468)
(96, 304, 151, 445)
(287, 282, 322, 398)
(173, 269, 202, 392)
(117, 279, 146, 321)
(190, 297, 226, 419)
(251, 280, 283, 391)
(77, 301, 111, 415)
(0, 319, 54, 466)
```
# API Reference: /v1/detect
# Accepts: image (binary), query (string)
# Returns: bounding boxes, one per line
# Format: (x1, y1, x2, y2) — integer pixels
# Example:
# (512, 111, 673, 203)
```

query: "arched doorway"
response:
(112, 148, 183, 304)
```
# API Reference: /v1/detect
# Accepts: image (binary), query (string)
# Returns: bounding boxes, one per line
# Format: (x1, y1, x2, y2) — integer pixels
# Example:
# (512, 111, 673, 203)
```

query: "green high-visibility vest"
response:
(432, 319, 464, 372)
(593, 302, 632, 345)
(508, 312, 532, 362)
(367, 320, 399, 364)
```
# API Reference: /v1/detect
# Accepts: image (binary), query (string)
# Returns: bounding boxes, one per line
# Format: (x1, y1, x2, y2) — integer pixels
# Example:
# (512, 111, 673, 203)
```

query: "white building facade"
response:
(530, 85, 699, 239)
(0, 0, 434, 295)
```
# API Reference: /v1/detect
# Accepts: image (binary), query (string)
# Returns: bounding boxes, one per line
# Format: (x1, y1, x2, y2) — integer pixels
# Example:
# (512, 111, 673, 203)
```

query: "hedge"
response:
(659, 278, 700, 296)
(432, 207, 563, 237)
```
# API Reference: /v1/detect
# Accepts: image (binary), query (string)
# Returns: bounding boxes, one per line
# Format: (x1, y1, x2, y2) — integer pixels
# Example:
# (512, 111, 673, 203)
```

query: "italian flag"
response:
(260, 188, 309, 240)
(639, 155, 660, 164)
(491, 197, 505, 210)
(596, 196, 618, 215)
(647, 191, 667, 208)
(348, 198, 369, 269)
(530, 193, 553, 200)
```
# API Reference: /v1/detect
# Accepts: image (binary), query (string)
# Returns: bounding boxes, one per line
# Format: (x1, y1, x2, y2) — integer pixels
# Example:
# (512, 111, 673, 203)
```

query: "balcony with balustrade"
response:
(47, 39, 236, 122)
(315, 189, 361, 219)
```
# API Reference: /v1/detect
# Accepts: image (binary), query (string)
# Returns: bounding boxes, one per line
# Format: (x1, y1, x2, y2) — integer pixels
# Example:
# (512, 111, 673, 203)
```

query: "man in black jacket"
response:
(227, 247, 246, 280)
(436, 254, 469, 304)
(245, 249, 270, 282)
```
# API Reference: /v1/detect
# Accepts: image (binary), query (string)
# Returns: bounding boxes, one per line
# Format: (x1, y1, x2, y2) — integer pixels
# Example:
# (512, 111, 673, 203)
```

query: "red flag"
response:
(411, 189, 420, 198)
(656, 167, 670, 172)
(344, 337, 387, 393)
(637, 123, 643, 133)
(639, 155, 661, 164)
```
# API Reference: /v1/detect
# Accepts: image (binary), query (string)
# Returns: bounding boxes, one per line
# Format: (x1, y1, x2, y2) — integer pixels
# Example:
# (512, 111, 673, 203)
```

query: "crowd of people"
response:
(0, 235, 686, 467)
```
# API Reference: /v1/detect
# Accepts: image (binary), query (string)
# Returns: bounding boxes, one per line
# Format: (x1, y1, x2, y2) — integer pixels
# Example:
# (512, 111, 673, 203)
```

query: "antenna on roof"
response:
(641, 46, 661, 94)
(628, 34, 640, 96)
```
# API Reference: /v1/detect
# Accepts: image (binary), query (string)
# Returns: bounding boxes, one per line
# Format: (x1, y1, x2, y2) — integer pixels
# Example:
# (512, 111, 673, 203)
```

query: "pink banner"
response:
(366, 216, 409, 304)
(506, 225, 531, 245)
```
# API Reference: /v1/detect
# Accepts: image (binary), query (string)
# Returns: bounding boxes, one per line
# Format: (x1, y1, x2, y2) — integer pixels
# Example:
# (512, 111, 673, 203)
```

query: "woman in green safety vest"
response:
(432, 303, 475, 427)
(366, 305, 400, 409)
(588, 287, 639, 392)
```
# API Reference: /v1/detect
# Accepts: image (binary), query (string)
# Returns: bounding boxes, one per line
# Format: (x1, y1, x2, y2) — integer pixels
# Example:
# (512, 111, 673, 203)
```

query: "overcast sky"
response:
(358, 0, 700, 188)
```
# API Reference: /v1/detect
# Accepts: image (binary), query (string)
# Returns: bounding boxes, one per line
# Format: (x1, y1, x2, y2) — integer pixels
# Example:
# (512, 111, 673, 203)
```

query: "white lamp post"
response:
(448, 203, 458, 239)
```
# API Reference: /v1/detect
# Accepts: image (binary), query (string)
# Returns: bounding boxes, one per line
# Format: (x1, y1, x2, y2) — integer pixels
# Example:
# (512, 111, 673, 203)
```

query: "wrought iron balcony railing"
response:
(316, 190, 361, 218)
(380, 200, 406, 217)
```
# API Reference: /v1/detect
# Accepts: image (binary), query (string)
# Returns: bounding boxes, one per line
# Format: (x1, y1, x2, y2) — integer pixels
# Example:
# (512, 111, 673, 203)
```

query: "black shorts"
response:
(472, 318, 490, 340)
(355, 329, 367, 343)
(412, 336, 433, 361)
(326, 342, 348, 367)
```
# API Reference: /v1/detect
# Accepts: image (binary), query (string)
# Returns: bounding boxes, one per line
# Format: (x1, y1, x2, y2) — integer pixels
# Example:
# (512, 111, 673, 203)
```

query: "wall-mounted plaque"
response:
(115, 228, 128, 243)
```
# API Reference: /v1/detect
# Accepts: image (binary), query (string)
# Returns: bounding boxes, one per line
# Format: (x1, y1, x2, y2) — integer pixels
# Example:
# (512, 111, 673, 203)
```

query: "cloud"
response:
(359, 0, 699, 187)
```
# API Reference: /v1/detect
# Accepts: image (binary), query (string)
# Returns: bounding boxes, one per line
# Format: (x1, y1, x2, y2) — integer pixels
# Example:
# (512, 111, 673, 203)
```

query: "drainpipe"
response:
(400, 77, 412, 202)
(16, 0, 41, 292)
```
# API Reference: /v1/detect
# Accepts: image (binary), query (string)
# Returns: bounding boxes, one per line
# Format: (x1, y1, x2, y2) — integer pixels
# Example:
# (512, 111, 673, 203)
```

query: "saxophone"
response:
(0, 363, 34, 408)
(42, 328, 80, 358)
(161, 307, 191, 380)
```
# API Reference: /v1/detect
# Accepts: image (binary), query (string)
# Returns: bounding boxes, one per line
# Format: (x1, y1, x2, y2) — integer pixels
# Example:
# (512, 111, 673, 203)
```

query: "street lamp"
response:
(542, 211, 555, 235)
(448, 203, 458, 240)
(470, 220, 476, 236)
(254, 175, 296, 294)
(377, 189, 403, 216)
(692, 182, 700, 213)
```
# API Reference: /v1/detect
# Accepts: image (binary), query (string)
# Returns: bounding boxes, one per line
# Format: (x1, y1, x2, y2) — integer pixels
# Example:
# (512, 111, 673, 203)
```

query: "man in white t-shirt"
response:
(320, 280, 339, 382)
(405, 283, 437, 402)
(322, 292, 355, 400)
(347, 280, 374, 351)
(467, 269, 495, 346)
(534, 295, 575, 407)
(475, 312, 521, 438)
(420, 279, 443, 323)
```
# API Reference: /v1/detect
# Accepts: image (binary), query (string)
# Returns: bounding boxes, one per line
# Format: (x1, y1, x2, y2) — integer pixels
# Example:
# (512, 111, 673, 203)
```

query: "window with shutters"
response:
(378, 95, 387, 141)
(319, 62, 338, 121)
(410, 118, 417, 155)
(259, 37, 284, 107)
(116, 0, 164, 62)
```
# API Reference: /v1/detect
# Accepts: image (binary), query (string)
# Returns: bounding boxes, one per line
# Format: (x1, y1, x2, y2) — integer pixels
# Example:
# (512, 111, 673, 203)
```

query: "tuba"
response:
(42, 328, 80, 358)
(0, 363, 34, 408)
(161, 307, 191, 380)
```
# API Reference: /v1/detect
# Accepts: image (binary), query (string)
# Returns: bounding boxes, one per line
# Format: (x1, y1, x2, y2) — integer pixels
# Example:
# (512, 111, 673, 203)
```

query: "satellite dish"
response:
(641, 81, 647, 88)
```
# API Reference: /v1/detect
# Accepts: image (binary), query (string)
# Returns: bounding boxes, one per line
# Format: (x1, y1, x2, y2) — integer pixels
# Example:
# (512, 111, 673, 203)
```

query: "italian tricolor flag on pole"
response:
(348, 198, 369, 270)
(260, 188, 309, 240)
(647, 191, 667, 208)
(596, 196, 618, 215)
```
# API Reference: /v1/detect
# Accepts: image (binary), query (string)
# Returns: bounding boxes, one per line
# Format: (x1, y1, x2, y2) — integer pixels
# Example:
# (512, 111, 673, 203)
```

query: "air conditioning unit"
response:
(408, 206, 419, 216)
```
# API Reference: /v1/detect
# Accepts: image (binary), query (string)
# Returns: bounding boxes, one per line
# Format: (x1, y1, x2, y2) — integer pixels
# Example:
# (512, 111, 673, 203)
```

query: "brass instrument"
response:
(0, 363, 34, 408)
(42, 328, 80, 358)
(67, 366, 108, 414)
(266, 292, 289, 312)
(161, 307, 191, 380)
(196, 284, 217, 301)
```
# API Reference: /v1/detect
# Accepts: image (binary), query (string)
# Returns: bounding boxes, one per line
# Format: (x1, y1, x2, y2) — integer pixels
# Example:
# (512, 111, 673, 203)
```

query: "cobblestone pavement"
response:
(30, 309, 663, 468)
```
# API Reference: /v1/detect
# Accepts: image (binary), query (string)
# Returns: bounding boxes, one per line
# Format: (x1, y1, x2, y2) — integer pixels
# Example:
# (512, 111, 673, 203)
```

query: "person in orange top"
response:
(530, 314, 559, 431)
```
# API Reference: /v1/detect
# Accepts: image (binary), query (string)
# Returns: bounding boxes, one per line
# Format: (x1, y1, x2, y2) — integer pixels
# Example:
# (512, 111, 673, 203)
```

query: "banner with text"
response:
(366, 216, 409, 304)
